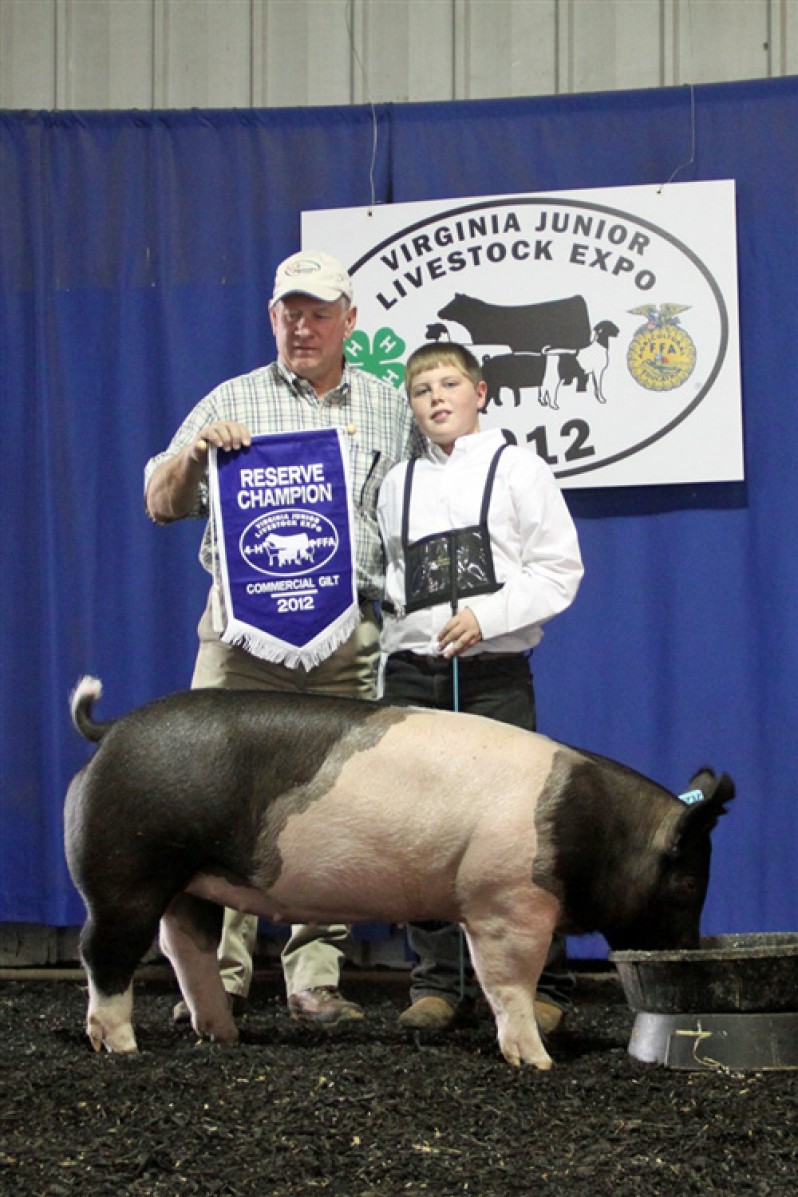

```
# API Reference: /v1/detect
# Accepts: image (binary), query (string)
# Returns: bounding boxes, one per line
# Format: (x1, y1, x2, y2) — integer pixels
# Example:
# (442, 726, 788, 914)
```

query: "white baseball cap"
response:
(270, 250, 353, 307)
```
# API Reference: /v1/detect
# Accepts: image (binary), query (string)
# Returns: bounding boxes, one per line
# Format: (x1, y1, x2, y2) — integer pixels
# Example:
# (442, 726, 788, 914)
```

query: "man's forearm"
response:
(145, 448, 206, 523)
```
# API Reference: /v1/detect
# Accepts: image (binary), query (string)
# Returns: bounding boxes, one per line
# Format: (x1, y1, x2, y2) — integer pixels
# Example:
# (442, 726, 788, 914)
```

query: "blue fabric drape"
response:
(1, 79, 796, 950)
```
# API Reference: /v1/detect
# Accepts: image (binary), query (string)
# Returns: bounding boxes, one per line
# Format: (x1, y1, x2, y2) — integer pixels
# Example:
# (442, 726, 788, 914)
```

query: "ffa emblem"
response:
(626, 304, 697, 391)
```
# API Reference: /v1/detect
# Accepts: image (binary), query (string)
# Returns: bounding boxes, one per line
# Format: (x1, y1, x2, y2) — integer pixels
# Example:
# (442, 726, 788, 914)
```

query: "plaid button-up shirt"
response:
(145, 359, 417, 599)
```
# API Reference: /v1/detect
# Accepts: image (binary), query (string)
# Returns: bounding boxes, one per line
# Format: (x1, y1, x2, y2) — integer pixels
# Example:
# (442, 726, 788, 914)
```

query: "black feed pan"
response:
(611, 932, 798, 1014)
(610, 933, 798, 1071)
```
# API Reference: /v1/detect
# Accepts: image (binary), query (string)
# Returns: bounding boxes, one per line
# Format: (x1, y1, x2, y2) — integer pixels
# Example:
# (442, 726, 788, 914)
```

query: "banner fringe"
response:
(224, 608, 361, 672)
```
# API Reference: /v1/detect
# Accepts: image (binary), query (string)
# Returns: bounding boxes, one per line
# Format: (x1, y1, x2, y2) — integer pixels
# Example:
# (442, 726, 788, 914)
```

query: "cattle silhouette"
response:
(438, 293, 591, 354)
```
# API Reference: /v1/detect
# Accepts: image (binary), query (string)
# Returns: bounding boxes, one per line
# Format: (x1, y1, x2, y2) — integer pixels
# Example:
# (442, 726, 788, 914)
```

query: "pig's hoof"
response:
(106, 1037, 138, 1054)
(174, 993, 247, 1025)
(88, 1023, 138, 1054)
(87, 1011, 138, 1053)
(194, 1015, 239, 1046)
(502, 1049, 554, 1070)
(500, 1037, 554, 1070)
(207, 1027, 239, 1046)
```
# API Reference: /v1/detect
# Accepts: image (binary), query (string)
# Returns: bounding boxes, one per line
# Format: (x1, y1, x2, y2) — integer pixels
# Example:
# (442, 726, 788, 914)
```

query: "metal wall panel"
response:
(671, 0, 770, 84)
(61, 0, 155, 109)
(154, 0, 255, 108)
(353, 0, 417, 104)
(257, 0, 353, 107)
(0, 0, 795, 111)
(567, 0, 665, 94)
(0, 0, 57, 108)
(456, 0, 558, 98)
(781, 0, 798, 73)
(402, 0, 458, 102)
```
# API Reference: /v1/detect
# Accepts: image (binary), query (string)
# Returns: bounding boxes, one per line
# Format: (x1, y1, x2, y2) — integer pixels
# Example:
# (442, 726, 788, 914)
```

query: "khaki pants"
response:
(191, 589, 380, 998)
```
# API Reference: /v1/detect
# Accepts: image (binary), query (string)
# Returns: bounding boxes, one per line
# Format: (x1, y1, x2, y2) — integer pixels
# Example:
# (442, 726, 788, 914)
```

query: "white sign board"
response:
(303, 182, 743, 488)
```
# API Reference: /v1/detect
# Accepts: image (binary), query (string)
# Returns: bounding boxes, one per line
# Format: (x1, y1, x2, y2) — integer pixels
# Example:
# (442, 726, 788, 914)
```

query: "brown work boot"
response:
(534, 998, 565, 1034)
(398, 995, 458, 1030)
(287, 986, 365, 1025)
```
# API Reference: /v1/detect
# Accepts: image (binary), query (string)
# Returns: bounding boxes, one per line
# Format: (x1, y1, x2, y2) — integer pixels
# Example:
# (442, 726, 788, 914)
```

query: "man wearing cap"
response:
(145, 250, 416, 1027)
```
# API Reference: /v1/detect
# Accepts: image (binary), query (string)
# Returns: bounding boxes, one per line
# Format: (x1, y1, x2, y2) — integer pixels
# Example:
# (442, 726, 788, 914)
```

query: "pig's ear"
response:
(686, 765, 722, 796)
(673, 770, 735, 841)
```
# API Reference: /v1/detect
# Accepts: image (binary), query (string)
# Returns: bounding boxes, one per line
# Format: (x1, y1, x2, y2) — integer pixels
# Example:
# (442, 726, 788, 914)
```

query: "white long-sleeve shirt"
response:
(377, 428, 584, 657)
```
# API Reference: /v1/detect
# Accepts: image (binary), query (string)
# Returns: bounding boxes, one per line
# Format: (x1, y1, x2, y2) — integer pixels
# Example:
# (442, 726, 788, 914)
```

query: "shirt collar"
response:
(424, 428, 506, 464)
(275, 357, 351, 403)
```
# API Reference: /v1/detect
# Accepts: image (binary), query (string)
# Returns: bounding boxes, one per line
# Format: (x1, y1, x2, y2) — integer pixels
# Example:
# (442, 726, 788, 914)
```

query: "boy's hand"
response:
(439, 608, 483, 658)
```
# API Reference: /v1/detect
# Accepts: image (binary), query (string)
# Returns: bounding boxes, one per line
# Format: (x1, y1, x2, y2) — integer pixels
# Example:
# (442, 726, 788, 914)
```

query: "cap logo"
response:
(285, 259, 324, 277)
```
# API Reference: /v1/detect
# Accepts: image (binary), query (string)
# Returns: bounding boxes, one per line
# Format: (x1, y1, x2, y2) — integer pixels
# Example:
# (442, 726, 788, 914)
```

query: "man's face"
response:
(270, 295, 357, 392)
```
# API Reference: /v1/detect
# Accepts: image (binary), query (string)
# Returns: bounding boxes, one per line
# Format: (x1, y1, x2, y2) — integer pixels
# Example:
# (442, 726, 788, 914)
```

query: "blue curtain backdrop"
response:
(1, 78, 796, 956)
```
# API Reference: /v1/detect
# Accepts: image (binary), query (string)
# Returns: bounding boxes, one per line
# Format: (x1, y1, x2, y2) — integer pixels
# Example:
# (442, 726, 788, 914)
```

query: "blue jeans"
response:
(383, 650, 574, 1012)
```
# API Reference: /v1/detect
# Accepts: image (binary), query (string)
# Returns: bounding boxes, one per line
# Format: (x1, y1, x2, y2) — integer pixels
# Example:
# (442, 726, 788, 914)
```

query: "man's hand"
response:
(190, 421, 252, 462)
(146, 422, 252, 523)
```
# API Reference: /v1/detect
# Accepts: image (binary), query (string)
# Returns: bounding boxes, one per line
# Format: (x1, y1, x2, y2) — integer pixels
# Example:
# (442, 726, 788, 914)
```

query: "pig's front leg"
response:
(160, 894, 238, 1045)
(464, 891, 560, 1070)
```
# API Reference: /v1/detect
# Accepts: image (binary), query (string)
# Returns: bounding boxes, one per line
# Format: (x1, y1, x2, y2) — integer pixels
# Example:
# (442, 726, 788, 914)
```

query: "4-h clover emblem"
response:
(345, 328, 406, 389)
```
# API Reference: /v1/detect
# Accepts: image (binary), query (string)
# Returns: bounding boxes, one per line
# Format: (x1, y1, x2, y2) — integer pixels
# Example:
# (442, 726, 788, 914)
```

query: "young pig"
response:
(64, 677, 734, 1069)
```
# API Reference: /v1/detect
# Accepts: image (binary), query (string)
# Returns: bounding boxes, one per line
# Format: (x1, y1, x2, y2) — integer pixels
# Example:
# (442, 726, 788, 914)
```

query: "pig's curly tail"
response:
(70, 675, 111, 743)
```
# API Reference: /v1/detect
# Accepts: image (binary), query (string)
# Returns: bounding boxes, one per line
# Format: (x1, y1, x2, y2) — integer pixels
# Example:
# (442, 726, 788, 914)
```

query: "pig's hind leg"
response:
(79, 907, 160, 1053)
(159, 894, 238, 1045)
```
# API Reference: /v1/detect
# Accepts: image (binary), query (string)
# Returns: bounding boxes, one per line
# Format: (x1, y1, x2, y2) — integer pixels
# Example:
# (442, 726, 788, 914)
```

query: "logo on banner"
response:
(330, 189, 739, 486)
(241, 510, 339, 578)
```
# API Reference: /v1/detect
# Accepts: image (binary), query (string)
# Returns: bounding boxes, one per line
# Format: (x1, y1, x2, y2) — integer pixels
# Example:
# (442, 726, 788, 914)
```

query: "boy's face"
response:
(408, 363, 486, 453)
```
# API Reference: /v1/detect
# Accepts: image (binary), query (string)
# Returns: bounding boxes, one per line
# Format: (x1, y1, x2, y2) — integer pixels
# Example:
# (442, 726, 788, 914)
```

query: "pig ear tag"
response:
(677, 788, 705, 805)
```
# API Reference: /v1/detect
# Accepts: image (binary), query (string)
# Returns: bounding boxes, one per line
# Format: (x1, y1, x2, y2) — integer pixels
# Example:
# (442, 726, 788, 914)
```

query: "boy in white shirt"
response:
(377, 342, 584, 1034)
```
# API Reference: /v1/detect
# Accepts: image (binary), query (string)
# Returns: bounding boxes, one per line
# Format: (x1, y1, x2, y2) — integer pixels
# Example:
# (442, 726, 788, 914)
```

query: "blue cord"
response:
(451, 649, 466, 998)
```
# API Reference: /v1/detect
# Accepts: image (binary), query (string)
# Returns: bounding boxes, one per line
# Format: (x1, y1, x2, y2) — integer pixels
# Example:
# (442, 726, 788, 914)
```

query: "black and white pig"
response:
(64, 677, 734, 1070)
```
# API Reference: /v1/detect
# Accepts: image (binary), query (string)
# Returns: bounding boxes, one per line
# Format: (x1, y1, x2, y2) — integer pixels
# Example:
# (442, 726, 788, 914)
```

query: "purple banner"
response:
(210, 429, 359, 669)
